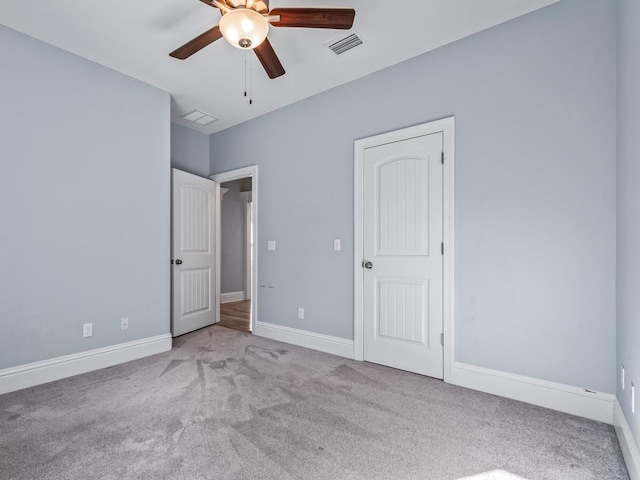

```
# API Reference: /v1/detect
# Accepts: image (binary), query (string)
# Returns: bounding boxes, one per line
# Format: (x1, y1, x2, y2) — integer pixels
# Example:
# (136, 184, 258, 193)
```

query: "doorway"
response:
(218, 178, 253, 333)
(211, 166, 259, 334)
(354, 118, 455, 381)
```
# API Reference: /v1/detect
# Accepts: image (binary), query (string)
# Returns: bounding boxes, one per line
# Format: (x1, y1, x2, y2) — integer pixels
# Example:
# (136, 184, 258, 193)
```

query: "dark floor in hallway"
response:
(219, 299, 251, 333)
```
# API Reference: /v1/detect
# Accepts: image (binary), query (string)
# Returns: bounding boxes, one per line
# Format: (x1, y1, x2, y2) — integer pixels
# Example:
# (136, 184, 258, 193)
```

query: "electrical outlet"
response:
(83, 323, 93, 338)
(268, 240, 276, 251)
(622, 365, 625, 390)
(298, 308, 304, 319)
(121, 317, 129, 331)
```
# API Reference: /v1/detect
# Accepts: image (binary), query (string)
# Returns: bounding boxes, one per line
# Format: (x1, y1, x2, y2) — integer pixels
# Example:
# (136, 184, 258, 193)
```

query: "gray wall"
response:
(221, 180, 246, 294)
(0, 26, 171, 369)
(171, 123, 210, 178)
(617, 0, 640, 446)
(210, 0, 617, 393)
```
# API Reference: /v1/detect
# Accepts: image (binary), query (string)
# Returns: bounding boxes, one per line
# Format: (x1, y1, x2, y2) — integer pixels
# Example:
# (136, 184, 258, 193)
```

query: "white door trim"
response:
(354, 117, 455, 382)
(245, 201, 253, 301)
(210, 165, 258, 332)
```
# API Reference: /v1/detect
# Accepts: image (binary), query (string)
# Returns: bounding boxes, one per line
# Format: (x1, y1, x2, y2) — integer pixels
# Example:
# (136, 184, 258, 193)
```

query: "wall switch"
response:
(334, 239, 341, 251)
(83, 323, 93, 338)
(121, 317, 129, 331)
(268, 240, 276, 251)
(298, 308, 304, 319)
(632, 382, 636, 414)
(622, 365, 625, 390)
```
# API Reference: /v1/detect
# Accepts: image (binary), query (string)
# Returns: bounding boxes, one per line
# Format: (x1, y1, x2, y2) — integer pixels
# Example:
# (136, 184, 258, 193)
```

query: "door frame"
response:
(210, 165, 258, 333)
(244, 200, 253, 300)
(353, 117, 455, 382)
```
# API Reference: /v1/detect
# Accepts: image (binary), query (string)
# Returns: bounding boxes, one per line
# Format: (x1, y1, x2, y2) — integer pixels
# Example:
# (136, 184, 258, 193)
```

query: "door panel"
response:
(378, 157, 430, 255)
(180, 186, 211, 252)
(172, 169, 218, 337)
(378, 278, 426, 344)
(363, 133, 443, 378)
(180, 268, 211, 316)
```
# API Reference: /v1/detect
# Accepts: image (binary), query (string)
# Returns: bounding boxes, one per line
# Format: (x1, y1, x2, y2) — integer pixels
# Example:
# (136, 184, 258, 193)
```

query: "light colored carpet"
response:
(0, 326, 629, 480)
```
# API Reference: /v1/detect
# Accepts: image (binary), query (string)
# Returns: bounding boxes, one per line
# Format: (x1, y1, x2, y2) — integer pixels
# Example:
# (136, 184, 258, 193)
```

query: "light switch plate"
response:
(83, 323, 93, 338)
(334, 239, 341, 251)
(268, 240, 276, 251)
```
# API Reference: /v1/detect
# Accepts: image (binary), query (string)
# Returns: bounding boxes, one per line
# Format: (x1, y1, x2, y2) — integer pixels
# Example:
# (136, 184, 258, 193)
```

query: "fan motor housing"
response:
(219, 0, 269, 14)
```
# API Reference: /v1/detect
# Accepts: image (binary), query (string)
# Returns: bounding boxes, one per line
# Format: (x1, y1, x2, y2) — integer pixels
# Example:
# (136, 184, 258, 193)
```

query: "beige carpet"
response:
(0, 326, 629, 480)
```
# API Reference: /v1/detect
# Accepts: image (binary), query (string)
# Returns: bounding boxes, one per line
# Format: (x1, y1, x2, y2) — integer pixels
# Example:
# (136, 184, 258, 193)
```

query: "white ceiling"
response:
(0, 0, 559, 134)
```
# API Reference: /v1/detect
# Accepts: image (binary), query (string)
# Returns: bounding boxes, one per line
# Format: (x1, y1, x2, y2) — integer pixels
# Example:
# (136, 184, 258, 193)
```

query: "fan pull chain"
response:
(244, 51, 248, 99)
(242, 51, 253, 105)
(249, 56, 253, 105)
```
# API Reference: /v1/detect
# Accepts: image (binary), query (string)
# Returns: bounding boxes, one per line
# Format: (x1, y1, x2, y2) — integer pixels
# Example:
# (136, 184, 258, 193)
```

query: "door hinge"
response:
(441, 333, 444, 346)
(441, 151, 444, 164)
(441, 242, 444, 255)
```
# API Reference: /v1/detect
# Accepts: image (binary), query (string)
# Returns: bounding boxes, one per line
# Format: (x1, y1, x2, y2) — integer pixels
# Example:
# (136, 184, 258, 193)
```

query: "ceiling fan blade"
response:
(254, 38, 285, 79)
(197, 0, 217, 8)
(169, 26, 223, 60)
(269, 8, 355, 29)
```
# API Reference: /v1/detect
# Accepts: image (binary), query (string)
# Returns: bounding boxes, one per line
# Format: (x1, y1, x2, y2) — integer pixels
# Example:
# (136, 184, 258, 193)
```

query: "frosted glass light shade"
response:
(219, 8, 269, 50)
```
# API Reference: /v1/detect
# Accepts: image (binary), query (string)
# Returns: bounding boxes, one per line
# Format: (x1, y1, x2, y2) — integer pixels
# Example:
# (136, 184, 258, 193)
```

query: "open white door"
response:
(172, 169, 218, 337)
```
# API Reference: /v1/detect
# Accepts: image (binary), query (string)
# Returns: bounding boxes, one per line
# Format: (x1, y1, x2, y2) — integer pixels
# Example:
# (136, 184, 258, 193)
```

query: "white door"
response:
(172, 169, 218, 337)
(362, 132, 444, 378)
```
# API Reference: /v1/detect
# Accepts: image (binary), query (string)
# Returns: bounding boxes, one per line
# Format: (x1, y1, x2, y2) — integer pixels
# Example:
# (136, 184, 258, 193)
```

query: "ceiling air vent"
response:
(327, 33, 363, 56)
(180, 109, 218, 126)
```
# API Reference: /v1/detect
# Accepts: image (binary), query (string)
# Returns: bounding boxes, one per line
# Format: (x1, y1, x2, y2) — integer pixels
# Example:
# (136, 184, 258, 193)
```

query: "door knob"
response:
(175, 259, 183, 265)
(362, 261, 373, 269)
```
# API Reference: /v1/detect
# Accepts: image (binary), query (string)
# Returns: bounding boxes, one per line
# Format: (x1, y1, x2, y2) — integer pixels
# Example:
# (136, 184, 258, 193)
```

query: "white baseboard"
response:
(221, 291, 246, 303)
(254, 321, 355, 360)
(615, 400, 640, 480)
(0, 334, 172, 395)
(450, 362, 615, 424)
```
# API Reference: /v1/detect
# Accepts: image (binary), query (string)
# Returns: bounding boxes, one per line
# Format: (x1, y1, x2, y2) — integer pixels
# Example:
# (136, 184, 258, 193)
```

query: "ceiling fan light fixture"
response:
(219, 8, 269, 50)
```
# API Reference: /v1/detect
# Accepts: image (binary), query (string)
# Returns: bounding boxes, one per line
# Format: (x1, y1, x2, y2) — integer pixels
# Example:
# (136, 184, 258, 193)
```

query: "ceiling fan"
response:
(169, 0, 356, 79)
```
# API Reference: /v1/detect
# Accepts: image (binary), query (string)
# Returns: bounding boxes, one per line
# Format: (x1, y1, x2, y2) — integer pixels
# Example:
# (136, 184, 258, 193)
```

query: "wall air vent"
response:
(327, 33, 363, 56)
(180, 109, 218, 126)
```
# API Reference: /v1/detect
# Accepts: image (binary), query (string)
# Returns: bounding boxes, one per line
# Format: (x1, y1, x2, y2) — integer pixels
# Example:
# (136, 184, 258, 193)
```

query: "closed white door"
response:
(172, 169, 218, 337)
(362, 133, 444, 378)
